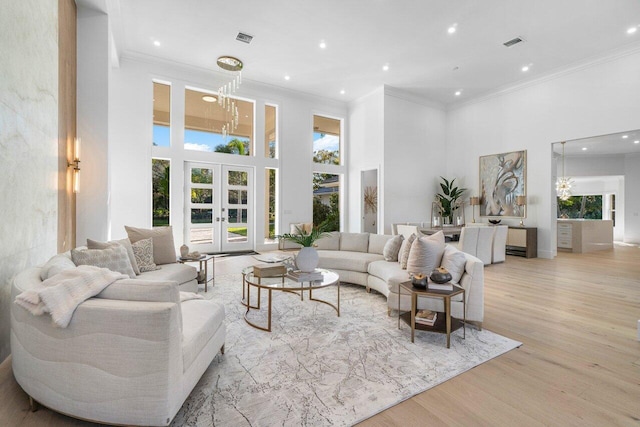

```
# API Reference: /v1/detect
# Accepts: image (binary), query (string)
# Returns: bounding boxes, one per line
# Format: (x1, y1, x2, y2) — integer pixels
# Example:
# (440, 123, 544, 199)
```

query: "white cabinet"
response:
(557, 223, 573, 249)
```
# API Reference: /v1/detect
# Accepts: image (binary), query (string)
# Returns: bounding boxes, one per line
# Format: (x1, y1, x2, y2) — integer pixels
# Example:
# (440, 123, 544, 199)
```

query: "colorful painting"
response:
(479, 150, 526, 218)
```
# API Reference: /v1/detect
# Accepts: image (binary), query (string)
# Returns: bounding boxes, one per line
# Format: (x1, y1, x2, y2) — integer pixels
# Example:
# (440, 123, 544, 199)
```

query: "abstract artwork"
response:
(479, 150, 526, 218)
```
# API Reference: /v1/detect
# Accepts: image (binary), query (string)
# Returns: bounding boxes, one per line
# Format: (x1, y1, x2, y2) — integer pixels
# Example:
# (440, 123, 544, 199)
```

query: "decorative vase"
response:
(430, 267, 452, 284)
(180, 244, 189, 258)
(295, 247, 319, 272)
(411, 274, 428, 289)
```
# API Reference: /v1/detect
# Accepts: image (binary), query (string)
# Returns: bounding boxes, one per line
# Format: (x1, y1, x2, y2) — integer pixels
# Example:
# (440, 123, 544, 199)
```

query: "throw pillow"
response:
(383, 235, 404, 261)
(71, 245, 136, 278)
(40, 254, 76, 280)
(441, 245, 467, 284)
(87, 238, 140, 275)
(125, 225, 176, 265)
(398, 233, 417, 269)
(131, 238, 159, 272)
(406, 232, 446, 275)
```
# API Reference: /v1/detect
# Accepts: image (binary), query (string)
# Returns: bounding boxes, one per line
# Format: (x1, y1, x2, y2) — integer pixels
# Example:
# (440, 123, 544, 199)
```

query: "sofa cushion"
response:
(71, 245, 136, 278)
(125, 225, 177, 265)
(317, 250, 383, 273)
(340, 233, 369, 253)
(406, 231, 445, 275)
(368, 260, 410, 294)
(368, 234, 393, 255)
(382, 235, 403, 261)
(398, 234, 416, 269)
(181, 299, 225, 372)
(40, 255, 76, 280)
(315, 232, 340, 250)
(137, 262, 197, 285)
(132, 238, 159, 272)
(88, 238, 140, 275)
(441, 245, 467, 284)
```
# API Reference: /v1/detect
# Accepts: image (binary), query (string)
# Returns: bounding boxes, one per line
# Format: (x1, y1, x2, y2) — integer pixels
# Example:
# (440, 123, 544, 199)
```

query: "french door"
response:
(184, 162, 253, 253)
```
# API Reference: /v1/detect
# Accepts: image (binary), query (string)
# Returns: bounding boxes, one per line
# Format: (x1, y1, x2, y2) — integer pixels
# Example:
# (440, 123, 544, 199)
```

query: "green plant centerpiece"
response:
(279, 224, 330, 272)
(435, 177, 467, 225)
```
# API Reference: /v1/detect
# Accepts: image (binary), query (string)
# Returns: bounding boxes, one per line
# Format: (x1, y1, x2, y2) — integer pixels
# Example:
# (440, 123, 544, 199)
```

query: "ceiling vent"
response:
(503, 37, 524, 47)
(236, 32, 253, 44)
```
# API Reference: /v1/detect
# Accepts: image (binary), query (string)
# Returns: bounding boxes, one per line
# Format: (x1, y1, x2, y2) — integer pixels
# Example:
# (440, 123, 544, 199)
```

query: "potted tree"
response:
(436, 177, 467, 225)
(279, 224, 329, 272)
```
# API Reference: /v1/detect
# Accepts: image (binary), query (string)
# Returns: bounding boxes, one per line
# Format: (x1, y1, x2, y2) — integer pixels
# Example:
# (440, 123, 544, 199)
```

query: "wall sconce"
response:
(469, 196, 479, 223)
(516, 195, 527, 227)
(68, 137, 80, 193)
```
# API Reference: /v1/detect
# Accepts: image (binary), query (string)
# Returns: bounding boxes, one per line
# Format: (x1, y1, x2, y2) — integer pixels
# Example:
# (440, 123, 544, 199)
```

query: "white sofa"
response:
(316, 232, 484, 326)
(10, 252, 225, 426)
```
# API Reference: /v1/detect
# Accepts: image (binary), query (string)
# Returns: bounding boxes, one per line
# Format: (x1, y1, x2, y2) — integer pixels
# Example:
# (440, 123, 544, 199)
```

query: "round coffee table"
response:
(242, 267, 340, 332)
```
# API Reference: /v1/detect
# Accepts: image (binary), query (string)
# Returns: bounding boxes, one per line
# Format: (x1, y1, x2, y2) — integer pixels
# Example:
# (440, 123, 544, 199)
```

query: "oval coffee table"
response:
(242, 267, 340, 332)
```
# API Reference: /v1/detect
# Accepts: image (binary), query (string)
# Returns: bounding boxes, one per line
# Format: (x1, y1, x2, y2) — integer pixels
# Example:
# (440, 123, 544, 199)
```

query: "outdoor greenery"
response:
(152, 159, 170, 226)
(557, 195, 603, 219)
(436, 176, 467, 223)
(214, 138, 250, 155)
(313, 193, 340, 231)
(267, 169, 276, 239)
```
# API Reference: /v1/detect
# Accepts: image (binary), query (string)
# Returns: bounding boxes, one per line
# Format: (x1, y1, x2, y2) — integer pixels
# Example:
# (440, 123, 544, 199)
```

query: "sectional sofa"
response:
(315, 232, 484, 326)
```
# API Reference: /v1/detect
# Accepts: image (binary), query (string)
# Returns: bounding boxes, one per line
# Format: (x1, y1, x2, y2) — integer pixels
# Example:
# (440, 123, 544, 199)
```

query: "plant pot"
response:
(180, 245, 189, 258)
(430, 268, 452, 284)
(295, 247, 319, 272)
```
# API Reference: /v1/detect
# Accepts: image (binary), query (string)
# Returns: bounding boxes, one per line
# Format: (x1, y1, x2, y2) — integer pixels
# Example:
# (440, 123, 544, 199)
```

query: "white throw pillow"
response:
(87, 238, 140, 275)
(125, 225, 176, 265)
(71, 245, 136, 278)
(398, 234, 417, 269)
(441, 245, 467, 284)
(383, 235, 404, 261)
(406, 232, 446, 275)
(132, 238, 160, 272)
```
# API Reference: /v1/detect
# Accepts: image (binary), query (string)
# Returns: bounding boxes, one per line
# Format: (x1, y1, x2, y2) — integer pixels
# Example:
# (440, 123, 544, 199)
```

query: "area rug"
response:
(172, 274, 521, 426)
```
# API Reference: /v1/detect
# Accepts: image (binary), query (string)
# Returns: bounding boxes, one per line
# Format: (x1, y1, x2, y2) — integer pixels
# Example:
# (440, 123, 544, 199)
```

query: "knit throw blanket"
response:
(15, 265, 128, 328)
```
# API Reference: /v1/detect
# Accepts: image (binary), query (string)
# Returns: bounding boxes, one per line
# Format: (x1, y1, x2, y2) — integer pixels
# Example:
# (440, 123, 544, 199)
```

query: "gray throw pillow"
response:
(87, 238, 140, 275)
(125, 225, 176, 265)
(383, 235, 404, 261)
(406, 232, 446, 275)
(398, 234, 417, 269)
(71, 245, 136, 278)
(132, 238, 160, 272)
(441, 245, 467, 284)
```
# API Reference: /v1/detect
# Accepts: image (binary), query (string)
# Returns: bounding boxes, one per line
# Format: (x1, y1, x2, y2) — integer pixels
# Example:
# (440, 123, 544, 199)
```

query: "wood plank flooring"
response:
(1, 246, 639, 426)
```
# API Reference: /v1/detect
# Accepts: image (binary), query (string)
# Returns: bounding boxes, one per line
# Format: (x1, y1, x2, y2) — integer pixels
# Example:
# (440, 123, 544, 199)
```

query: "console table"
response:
(506, 227, 537, 258)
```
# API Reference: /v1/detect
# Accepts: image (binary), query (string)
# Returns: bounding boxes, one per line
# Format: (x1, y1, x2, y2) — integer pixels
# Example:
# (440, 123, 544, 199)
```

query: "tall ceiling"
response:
(103, 0, 640, 106)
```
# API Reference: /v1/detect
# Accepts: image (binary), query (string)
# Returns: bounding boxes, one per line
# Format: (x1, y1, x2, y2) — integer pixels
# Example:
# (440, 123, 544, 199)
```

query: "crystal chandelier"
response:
(216, 56, 242, 139)
(556, 141, 573, 201)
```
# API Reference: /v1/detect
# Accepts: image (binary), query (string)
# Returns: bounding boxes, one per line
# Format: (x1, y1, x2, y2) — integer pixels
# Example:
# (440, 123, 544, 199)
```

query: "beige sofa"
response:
(10, 252, 225, 426)
(316, 232, 484, 326)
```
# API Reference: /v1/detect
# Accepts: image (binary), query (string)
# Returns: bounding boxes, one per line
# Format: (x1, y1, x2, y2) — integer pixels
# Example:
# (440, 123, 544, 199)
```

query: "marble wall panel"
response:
(0, 0, 59, 362)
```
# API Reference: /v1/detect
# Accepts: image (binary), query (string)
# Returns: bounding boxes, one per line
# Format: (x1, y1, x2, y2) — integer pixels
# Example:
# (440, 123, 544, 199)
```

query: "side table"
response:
(398, 281, 465, 348)
(177, 254, 215, 292)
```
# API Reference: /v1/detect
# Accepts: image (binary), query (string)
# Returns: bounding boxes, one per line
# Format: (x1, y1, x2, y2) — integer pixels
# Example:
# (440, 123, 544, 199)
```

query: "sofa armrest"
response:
(459, 253, 485, 323)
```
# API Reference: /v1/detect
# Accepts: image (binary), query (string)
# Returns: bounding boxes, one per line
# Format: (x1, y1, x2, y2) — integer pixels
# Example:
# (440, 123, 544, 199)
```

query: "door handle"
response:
(221, 218, 226, 222)
(216, 217, 221, 222)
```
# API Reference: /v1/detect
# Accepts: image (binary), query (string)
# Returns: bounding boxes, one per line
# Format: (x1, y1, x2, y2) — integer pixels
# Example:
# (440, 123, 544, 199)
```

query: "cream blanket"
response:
(15, 265, 128, 328)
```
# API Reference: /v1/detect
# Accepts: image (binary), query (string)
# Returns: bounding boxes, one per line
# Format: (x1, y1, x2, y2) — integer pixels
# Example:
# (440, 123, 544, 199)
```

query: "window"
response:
(184, 88, 254, 154)
(152, 159, 170, 226)
(153, 82, 170, 147)
(265, 168, 277, 241)
(265, 104, 277, 158)
(313, 115, 340, 165)
(557, 195, 603, 219)
(313, 173, 340, 231)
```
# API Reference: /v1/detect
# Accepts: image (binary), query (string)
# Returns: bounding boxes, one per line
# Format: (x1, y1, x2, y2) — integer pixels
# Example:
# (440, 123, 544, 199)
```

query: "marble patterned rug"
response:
(171, 274, 521, 426)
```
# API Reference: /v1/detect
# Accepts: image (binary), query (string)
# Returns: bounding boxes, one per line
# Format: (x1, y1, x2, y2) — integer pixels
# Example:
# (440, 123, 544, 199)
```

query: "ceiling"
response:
(553, 129, 640, 157)
(95, 0, 640, 106)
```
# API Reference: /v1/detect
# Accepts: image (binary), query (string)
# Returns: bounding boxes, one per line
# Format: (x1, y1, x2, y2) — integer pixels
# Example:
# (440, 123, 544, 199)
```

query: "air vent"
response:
(503, 37, 524, 47)
(236, 32, 253, 44)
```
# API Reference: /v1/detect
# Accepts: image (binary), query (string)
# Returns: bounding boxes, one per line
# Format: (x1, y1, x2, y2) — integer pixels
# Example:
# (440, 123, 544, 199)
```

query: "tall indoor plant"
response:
(436, 177, 467, 225)
(279, 224, 329, 272)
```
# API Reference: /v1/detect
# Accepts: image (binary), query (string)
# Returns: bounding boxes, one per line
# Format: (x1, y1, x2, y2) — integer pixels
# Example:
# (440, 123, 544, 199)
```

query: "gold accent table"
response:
(242, 267, 340, 332)
(177, 254, 215, 292)
(398, 281, 465, 348)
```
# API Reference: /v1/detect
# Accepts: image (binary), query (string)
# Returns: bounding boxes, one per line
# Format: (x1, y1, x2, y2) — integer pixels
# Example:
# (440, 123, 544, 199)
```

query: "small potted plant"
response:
(279, 224, 329, 272)
(436, 177, 467, 225)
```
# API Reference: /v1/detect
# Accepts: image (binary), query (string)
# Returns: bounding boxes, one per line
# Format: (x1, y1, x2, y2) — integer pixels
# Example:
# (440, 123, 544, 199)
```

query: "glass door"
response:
(222, 165, 253, 252)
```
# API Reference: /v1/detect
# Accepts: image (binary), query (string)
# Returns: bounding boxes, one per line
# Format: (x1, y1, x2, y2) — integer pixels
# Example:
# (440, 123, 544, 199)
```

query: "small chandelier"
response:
(556, 141, 573, 201)
(216, 56, 242, 139)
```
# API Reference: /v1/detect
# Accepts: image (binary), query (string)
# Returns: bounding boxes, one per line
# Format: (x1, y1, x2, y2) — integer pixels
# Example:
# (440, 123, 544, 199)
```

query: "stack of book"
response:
(428, 282, 453, 291)
(287, 269, 323, 282)
(415, 310, 437, 326)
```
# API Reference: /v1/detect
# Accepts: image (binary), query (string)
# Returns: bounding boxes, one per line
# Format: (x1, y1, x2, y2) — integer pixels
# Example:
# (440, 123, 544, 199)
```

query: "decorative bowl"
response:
(488, 219, 502, 225)
(411, 274, 428, 289)
(430, 267, 452, 284)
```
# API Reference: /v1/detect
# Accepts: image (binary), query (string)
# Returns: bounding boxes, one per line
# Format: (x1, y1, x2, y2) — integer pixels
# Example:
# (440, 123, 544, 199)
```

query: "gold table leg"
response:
(445, 296, 452, 348)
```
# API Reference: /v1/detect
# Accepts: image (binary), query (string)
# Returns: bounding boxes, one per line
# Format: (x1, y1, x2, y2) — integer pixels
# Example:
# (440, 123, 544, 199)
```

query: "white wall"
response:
(447, 49, 640, 258)
(0, 0, 59, 361)
(624, 153, 640, 243)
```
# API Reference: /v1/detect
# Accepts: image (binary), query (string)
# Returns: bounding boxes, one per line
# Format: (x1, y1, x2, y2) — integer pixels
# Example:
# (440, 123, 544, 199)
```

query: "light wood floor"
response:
(1, 247, 639, 426)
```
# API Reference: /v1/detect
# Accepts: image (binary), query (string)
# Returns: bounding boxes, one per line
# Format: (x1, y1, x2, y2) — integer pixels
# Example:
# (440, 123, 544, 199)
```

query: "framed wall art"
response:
(479, 150, 526, 218)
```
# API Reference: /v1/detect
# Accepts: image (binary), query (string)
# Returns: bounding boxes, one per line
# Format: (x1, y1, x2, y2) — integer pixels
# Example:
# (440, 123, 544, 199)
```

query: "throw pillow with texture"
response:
(87, 238, 140, 275)
(131, 238, 160, 272)
(441, 245, 467, 284)
(71, 245, 136, 278)
(406, 231, 446, 275)
(398, 233, 417, 269)
(40, 254, 76, 280)
(125, 225, 176, 265)
(383, 234, 404, 261)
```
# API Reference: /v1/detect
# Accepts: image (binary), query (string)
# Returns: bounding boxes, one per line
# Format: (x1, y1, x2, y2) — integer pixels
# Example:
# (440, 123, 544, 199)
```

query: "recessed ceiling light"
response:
(201, 95, 217, 103)
(627, 27, 637, 34)
(340, 89, 345, 95)
(622, 135, 629, 139)
(521, 65, 530, 72)
(284, 75, 290, 81)
(634, 140, 639, 144)
(319, 40, 327, 49)
(582, 147, 588, 151)
(455, 91, 462, 96)
(447, 24, 457, 34)
(382, 64, 389, 71)
(153, 40, 161, 47)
